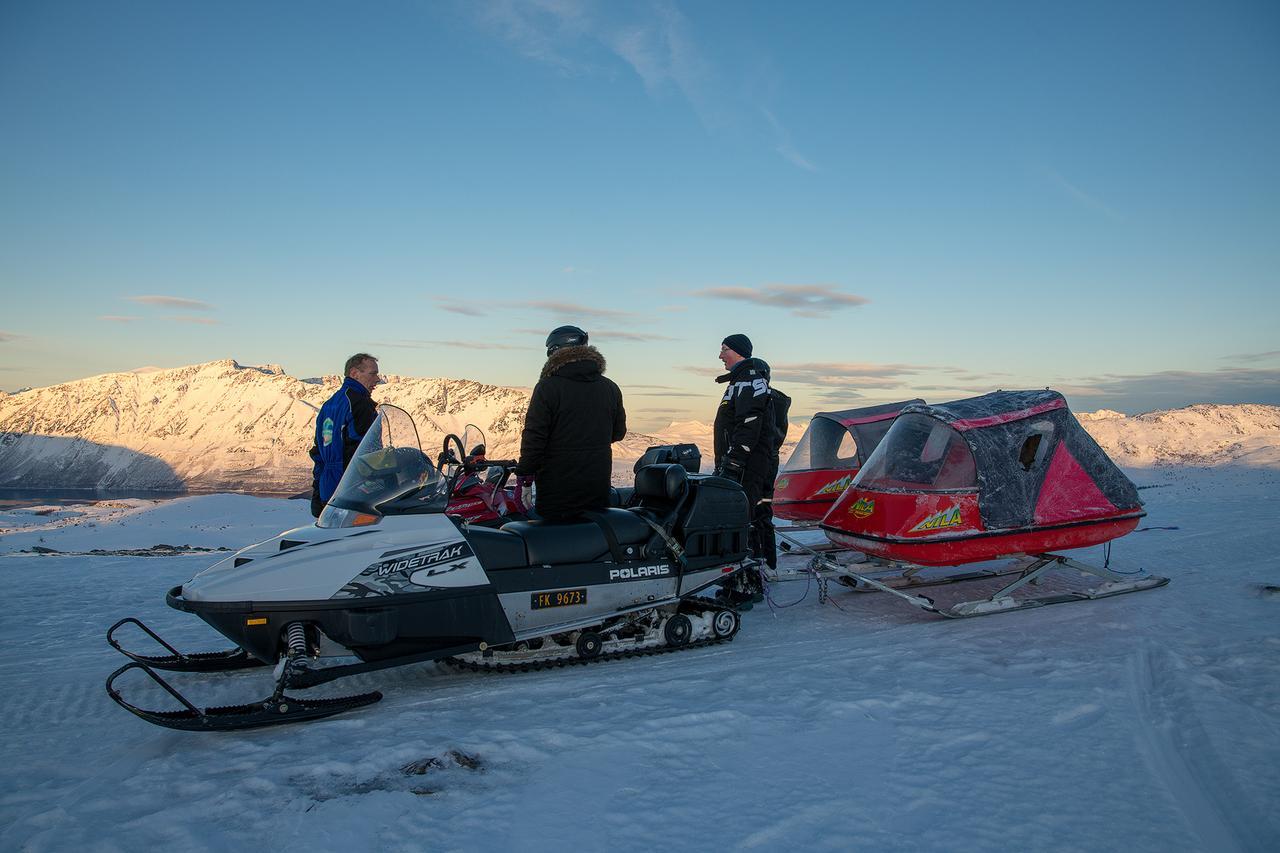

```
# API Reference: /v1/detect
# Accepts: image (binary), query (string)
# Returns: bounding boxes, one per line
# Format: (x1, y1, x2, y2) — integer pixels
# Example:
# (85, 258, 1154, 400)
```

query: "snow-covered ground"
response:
(1, 468, 1278, 851)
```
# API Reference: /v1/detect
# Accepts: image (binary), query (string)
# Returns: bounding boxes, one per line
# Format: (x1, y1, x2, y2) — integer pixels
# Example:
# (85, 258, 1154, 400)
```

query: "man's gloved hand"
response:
(514, 474, 535, 512)
(718, 458, 745, 483)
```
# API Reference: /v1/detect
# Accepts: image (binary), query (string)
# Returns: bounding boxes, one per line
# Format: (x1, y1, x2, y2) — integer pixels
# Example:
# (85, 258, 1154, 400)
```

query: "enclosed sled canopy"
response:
(784, 399, 924, 472)
(857, 390, 1141, 531)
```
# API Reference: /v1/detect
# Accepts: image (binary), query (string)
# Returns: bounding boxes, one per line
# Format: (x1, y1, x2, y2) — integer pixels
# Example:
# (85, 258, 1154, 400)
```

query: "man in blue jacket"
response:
(310, 353, 380, 517)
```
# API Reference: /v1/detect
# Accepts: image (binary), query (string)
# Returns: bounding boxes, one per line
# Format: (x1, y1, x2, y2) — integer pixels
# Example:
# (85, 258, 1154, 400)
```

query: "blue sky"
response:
(2, 0, 1277, 430)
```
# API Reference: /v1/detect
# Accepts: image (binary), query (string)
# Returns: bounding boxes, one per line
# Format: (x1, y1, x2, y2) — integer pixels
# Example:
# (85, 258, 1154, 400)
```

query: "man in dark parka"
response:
(713, 333, 777, 586)
(516, 326, 627, 521)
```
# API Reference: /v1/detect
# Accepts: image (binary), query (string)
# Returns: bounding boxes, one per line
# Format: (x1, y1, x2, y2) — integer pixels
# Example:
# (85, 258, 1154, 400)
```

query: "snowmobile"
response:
(106, 405, 754, 731)
(773, 400, 923, 524)
(777, 391, 1168, 617)
(435, 424, 531, 526)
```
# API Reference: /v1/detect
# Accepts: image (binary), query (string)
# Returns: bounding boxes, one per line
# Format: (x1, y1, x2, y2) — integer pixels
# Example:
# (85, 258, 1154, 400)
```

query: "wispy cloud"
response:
(810, 388, 869, 406)
(468, 1, 809, 169)
(172, 316, 219, 326)
(125, 295, 215, 311)
(520, 300, 639, 320)
(375, 339, 532, 351)
(0, 330, 19, 343)
(477, 0, 593, 73)
(1221, 350, 1280, 363)
(678, 365, 727, 379)
(772, 361, 929, 390)
(592, 329, 679, 342)
(634, 390, 705, 398)
(635, 406, 701, 415)
(692, 284, 869, 318)
(99, 315, 141, 324)
(1041, 166, 1121, 221)
(1061, 367, 1280, 413)
(760, 106, 816, 172)
(431, 297, 486, 317)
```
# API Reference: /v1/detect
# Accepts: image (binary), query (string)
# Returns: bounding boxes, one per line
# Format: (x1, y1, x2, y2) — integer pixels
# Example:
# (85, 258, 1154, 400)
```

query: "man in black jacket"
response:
(713, 334, 777, 589)
(516, 326, 627, 521)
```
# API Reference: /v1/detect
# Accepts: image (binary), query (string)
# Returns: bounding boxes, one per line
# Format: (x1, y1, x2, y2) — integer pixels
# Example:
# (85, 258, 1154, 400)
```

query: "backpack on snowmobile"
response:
(768, 387, 791, 456)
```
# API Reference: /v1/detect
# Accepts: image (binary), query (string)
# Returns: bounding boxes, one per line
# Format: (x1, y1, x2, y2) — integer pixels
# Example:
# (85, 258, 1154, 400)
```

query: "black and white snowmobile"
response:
(106, 405, 754, 731)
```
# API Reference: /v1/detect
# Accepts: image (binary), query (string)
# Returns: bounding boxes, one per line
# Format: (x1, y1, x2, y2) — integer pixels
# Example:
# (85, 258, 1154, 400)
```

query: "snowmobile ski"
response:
(105, 660, 381, 732)
(107, 617, 267, 672)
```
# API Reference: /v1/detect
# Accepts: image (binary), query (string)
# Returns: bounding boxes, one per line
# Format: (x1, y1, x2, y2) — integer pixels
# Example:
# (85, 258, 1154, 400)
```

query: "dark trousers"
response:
(741, 464, 777, 570)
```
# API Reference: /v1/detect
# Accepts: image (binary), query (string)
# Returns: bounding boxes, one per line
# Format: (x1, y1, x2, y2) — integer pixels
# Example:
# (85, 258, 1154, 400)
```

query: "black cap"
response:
(722, 334, 753, 359)
(546, 325, 588, 357)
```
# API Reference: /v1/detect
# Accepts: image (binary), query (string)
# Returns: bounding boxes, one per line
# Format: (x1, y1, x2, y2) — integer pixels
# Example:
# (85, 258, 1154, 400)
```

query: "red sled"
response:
(774, 400, 923, 523)
(820, 390, 1146, 566)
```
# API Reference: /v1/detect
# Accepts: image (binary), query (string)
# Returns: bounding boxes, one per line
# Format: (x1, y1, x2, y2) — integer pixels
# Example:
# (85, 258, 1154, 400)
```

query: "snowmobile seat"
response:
(463, 526, 531, 570)
(625, 464, 692, 559)
(632, 463, 689, 508)
(500, 509, 652, 566)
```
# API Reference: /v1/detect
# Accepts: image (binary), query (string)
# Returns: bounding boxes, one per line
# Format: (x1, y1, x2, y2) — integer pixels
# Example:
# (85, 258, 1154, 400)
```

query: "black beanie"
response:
(722, 334, 753, 359)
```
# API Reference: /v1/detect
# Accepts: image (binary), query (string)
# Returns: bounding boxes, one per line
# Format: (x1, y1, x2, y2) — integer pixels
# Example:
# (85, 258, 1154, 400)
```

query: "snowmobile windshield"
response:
(319, 405, 439, 525)
(783, 418, 858, 472)
(855, 414, 977, 492)
(462, 424, 486, 459)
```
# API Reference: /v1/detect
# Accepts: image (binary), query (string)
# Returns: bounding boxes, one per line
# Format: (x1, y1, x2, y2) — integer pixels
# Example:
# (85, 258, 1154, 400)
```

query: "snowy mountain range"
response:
(2, 360, 1278, 492)
(0, 360, 692, 492)
(1077, 403, 1280, 468)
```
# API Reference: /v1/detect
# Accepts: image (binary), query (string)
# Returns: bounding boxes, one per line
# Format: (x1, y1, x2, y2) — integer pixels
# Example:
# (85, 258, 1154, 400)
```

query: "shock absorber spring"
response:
(285, 622, 309, 657)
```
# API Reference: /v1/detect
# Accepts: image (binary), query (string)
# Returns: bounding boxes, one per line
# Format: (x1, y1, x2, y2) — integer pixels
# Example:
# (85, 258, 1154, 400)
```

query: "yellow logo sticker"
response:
(776, 477, 790, 491)
(816, 475, 853, 496)
(849, 497, 875, 518)
(908, 505, 964, 533)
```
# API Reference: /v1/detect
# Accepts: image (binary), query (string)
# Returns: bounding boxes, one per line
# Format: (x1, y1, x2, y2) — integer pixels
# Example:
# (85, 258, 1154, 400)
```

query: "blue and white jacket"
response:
(309, 378, 377, 515)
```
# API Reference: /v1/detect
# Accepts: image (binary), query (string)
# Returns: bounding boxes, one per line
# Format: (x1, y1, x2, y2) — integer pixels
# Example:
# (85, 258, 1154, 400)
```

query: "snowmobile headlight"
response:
(317, 505, 383, 529)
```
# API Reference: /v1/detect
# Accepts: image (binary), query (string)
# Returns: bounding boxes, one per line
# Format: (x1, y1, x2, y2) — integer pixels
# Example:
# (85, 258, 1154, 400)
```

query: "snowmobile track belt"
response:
(441, 633, 732, 674)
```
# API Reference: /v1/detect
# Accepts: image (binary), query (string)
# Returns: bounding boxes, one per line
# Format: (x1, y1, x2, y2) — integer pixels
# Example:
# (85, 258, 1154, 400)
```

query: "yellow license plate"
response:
(531, 588, 587, 609)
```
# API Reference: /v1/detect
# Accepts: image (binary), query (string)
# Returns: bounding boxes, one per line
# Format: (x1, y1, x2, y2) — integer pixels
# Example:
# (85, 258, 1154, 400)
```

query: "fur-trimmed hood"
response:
(541, 345, 607, 381)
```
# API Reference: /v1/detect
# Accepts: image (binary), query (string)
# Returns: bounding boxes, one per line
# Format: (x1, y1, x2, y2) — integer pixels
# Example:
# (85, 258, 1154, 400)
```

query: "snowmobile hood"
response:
(181, 515, 487, 605)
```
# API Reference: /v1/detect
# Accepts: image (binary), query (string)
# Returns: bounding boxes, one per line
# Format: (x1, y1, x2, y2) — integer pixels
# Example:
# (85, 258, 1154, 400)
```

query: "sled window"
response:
(836, 431, 858, 465)
(1018, 422, 1055, 472)
(857, 414, 976, 491)
(1019, 435, 1041, 470)
(784, 418, 852, 471)
(852, 419, 894, 466)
